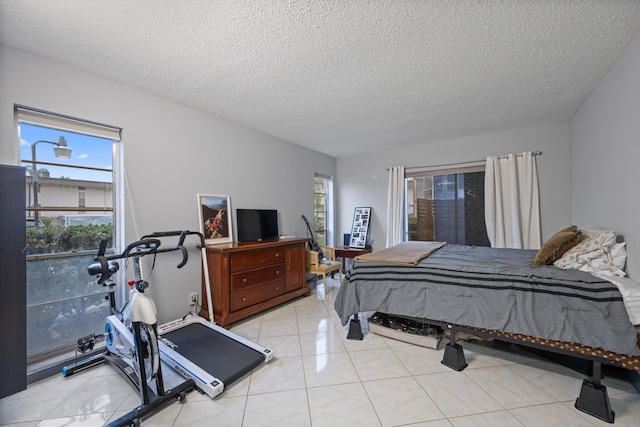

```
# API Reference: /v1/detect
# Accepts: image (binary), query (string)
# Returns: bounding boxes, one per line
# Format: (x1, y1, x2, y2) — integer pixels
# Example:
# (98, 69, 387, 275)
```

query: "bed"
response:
(334, 237, 640, 423)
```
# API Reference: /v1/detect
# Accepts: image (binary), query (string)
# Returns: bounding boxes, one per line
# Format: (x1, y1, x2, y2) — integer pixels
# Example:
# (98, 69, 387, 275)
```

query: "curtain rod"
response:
(387, 150, 542, 171)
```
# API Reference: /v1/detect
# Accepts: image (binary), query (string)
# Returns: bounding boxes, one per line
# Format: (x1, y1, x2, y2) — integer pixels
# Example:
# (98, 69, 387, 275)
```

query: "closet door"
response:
(0, 165, 27, 398)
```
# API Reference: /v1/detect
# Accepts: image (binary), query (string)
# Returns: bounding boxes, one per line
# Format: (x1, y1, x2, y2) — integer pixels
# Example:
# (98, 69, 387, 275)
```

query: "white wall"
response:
(0, 44, 336, 323)
(571, 30, 640, 278)
(336, 122, 572, 250)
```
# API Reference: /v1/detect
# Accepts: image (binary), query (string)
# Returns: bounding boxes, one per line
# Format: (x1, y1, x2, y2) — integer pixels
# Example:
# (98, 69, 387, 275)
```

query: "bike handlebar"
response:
(124, 238, 161, 257)
(92, 230, 205, 284)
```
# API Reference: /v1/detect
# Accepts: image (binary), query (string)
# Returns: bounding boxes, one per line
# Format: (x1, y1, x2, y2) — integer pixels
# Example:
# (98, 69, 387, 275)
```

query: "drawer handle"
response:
(275, 270, 280, 275)
(242, 297, 247, 302)
(275, 252, 280, 258)
(275, 287, 279, 291)
(243, 278, 248, 283)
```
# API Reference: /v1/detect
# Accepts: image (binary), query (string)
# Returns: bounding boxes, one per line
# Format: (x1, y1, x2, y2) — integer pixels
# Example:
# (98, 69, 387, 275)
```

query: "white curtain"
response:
(386, 166, 405, 248)
(484, 152, 541, 249)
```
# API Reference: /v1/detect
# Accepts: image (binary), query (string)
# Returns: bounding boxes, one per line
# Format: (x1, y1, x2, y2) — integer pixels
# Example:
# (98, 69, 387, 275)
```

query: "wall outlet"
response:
(189, 292, 198, 306)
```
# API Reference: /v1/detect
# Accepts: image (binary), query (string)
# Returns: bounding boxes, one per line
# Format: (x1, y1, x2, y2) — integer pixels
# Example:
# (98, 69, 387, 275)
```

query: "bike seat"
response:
(88, 260, 119, 276)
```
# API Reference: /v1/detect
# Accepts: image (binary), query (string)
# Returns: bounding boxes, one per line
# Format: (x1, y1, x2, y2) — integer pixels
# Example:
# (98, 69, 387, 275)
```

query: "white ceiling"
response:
(1, 1, 640, 158)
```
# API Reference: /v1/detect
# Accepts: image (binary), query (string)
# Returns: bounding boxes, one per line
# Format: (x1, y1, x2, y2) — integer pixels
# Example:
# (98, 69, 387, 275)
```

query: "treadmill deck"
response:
(160, 322, 265, 385)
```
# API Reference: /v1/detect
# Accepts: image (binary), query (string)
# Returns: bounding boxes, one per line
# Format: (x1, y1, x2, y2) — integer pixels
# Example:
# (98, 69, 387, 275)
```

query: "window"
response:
(314, 175, 333, 246)
(17, 106, 122, 363)
(406, 166, 490, 246)
(78, 187, 86, 208)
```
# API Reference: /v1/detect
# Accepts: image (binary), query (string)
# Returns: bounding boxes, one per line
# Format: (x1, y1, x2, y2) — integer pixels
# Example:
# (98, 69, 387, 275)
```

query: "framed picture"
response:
(197, 194, 233, 245)
(349, 207, 371, 248)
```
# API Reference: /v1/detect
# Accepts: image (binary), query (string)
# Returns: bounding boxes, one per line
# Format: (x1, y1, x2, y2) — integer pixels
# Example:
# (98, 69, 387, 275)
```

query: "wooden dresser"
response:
(199, 238, 309, 328)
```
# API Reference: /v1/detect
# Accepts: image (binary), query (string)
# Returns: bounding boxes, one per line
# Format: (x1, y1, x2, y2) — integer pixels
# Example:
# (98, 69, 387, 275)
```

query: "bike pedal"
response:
(77, 334, 97, 353)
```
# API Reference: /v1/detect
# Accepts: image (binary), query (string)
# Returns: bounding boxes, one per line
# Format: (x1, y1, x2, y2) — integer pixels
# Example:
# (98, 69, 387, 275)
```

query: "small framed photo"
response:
(197, 194, 233, 245)
(349, 207, 371, 248)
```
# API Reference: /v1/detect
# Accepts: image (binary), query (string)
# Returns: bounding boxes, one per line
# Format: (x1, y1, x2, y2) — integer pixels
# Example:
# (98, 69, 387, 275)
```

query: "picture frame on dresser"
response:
(349, 207, 371, 248)
(197, 194, 233, 245)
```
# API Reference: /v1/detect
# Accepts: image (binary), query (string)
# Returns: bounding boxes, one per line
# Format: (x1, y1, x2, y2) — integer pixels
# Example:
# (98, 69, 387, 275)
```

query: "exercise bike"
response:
(62, 231, 203, 427)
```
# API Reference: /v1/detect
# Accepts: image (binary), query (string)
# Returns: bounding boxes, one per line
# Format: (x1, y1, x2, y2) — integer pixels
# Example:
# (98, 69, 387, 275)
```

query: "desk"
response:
(335, 246, 372, 272)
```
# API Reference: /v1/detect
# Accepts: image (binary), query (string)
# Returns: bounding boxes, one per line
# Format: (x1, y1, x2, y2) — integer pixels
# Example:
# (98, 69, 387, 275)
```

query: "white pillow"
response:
(576, 228, 616, 249)
(554, 228, 626, 277)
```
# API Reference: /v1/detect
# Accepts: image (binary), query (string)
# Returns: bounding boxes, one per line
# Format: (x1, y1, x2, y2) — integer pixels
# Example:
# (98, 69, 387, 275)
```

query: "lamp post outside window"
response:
(31, 136, 72, 226)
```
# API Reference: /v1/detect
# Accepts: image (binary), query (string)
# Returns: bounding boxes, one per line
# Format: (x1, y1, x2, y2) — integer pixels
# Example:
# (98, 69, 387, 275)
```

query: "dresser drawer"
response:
(230, 247, 284, 272)
(230, 279, 287, 311)
(231, 263, 286, 291)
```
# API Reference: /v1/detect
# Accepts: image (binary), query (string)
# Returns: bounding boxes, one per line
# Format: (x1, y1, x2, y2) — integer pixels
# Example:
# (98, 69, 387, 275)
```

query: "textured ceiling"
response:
(1, 1, 640, 158)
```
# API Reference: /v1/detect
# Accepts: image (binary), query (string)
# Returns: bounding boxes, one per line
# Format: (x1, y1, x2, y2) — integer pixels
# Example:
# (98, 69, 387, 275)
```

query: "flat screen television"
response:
(236, 209, 279, 242)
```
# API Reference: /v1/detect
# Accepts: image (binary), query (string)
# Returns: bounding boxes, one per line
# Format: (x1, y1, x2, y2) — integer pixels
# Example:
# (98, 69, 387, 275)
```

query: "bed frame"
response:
(338, 243, 640, 423)
(345, 314, 640, 424)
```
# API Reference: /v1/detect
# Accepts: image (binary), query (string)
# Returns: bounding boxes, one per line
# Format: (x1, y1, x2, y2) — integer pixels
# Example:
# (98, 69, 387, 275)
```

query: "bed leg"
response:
(574, 361, 615, 423)
(441, 327, 467, 371)
(347, 315, 364, 340)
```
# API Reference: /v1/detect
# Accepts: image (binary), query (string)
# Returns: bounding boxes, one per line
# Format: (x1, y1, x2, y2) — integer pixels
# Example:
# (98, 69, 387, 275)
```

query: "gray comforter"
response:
(334, 244, 640, 356)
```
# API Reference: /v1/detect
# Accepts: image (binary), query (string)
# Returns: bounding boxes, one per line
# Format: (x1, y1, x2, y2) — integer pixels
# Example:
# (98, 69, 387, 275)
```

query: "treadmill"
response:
(153, 231, 273, 398)
(158, 314, 272, 398)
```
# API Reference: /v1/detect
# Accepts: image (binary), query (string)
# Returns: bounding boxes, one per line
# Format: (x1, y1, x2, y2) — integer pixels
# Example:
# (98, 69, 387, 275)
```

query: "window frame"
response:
(16, 105, 124, 362)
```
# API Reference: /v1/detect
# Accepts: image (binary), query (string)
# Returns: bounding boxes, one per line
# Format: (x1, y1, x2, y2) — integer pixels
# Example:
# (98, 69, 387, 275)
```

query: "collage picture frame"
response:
(349, 207, 371, 248)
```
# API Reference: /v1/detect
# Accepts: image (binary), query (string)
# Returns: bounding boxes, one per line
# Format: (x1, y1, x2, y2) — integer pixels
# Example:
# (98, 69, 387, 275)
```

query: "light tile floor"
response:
(2, 277, 640, 427)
